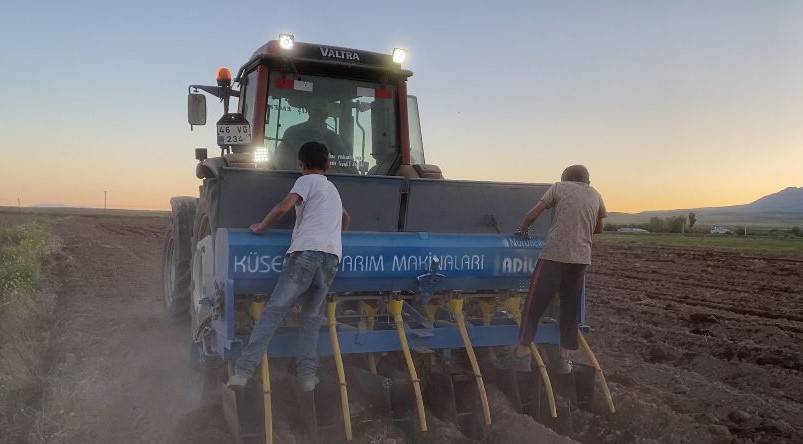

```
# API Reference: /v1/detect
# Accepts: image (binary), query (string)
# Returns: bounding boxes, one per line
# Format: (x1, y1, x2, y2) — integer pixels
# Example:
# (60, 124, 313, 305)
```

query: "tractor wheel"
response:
(189, 341, 226, 406)
(189, 234, 214, 335)
(162, 196, 197, 319)
(189, 193, 215, 333)
(191, 188, 215, 253)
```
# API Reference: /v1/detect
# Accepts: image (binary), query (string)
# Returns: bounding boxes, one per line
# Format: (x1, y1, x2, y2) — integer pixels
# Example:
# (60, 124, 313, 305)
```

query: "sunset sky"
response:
(1, 1, 801, 213)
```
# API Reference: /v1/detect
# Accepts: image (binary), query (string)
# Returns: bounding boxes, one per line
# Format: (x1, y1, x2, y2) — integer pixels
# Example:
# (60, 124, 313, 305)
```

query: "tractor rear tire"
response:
(162, 196, 197, 319)
(189, 190, 215, 333)
(190, 341, 226, 406)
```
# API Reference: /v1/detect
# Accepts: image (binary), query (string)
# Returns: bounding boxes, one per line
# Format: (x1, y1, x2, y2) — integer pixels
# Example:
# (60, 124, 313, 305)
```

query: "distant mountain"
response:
(746, 186, 803, 212)
(607, 186, 803, 229)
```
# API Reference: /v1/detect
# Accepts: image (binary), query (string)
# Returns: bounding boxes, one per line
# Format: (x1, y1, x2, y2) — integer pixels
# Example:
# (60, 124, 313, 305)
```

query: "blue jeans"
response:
(235, 250, 339, 380)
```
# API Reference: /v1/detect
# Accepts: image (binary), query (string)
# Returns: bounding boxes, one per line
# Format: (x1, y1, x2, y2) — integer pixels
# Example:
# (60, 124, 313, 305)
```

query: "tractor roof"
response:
(237, 40, 412, 81)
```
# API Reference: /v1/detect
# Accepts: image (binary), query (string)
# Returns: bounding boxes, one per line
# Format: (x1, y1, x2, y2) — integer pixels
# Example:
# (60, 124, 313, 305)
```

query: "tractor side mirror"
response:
(188, 93, 207, 126)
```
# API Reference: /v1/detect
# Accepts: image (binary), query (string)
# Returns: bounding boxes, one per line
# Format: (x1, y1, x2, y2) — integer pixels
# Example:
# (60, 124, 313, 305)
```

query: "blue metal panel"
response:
(215, 228, 545, 295)
(221, 322, 562, 359)
(210, 228, 590, 360)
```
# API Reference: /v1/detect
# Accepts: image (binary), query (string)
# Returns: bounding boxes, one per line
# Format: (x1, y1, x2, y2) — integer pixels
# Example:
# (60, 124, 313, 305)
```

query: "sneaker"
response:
(226, 374, 248, 389)
(495, 352, 532, 372)
(551, 359, 573, 375)
(298, 375, 320, 392)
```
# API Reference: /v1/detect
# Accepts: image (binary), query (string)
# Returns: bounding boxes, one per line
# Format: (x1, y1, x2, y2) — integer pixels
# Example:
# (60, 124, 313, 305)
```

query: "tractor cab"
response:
(189, 35, 433, 178)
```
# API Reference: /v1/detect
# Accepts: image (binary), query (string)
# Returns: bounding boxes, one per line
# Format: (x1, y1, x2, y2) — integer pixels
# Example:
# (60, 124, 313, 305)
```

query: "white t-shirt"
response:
(287, 174, 343, 259)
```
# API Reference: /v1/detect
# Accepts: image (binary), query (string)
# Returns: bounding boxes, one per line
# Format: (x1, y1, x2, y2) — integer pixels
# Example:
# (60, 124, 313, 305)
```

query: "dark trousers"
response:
(518, 259, 586, 350)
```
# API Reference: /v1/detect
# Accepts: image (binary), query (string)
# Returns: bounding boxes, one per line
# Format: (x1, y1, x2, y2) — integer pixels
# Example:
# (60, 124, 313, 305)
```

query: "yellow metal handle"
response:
(388, 299, 428, 432)
(528, 343, 557, 418)
(478, 298, 495, 327)
(504, 296, 558, 418)
(260, 354, 273, 444)
(578, 331, 615, 413)
(326, 301, 353, 441)
(360, 301, 379, 374)
(478, 298, 497, 360)
(448, 299, 491, 425)
(425, 301, 438, 325)
(251, 301, 274, 444)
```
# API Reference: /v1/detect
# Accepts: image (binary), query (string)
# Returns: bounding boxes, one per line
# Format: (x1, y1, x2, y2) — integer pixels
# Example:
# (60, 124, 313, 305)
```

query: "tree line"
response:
(605, 214, 692, 234)
(604, 211, 803, 237)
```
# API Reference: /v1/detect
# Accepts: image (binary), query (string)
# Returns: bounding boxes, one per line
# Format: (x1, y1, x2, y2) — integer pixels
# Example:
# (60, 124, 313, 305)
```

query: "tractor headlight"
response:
(254, 147, 269, 163)
(392, 48, 407, 64)
(278, 34, 294, 50)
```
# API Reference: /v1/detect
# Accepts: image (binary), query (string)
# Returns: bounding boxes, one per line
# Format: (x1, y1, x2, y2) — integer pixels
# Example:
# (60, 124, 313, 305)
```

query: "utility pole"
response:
(104, 190, 107, 210)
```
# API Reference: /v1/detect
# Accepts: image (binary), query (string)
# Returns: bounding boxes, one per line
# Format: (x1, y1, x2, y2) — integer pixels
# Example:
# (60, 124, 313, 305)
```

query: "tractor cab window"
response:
(264, 73, 398, 175)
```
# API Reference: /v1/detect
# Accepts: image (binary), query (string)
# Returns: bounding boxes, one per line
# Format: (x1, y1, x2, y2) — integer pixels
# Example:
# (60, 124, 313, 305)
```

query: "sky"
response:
(0, 0, 801, 213)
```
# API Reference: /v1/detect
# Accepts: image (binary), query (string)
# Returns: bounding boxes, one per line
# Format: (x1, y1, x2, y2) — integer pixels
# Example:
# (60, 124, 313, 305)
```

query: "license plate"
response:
(217, 124, 252, 145)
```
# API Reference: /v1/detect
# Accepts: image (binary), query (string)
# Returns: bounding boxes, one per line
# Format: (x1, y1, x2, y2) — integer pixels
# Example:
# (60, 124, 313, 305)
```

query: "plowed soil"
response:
(5, 212, 802, 443)
(580, 242, 803, 444)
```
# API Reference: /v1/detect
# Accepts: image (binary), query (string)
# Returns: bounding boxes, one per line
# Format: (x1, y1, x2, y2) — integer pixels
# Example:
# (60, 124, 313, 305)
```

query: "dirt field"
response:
(580, 242, 803, 444)
(2, 212, 801, 443)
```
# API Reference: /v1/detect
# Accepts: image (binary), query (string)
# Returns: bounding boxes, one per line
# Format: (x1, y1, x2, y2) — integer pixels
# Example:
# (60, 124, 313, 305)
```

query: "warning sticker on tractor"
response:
(294, 80, 313, 92)
(217, 124, 251, 145)
(356, 87, 374, 97)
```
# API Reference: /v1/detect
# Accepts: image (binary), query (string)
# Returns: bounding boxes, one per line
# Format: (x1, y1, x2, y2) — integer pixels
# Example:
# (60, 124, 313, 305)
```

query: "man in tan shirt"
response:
(496, 165, 606, 373)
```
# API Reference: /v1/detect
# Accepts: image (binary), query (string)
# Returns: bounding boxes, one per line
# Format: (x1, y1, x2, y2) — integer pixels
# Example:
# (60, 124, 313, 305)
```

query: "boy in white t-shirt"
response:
(227, 141, 350, 392)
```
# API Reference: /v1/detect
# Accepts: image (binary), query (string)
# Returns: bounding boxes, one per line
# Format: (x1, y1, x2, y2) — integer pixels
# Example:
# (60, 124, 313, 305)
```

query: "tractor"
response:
(162, 34, 613, 443)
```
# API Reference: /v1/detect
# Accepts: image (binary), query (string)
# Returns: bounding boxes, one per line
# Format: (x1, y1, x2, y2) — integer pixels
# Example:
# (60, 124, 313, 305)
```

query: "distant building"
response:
(710, 226, 732, 234)
(617, 228, 650, 234)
